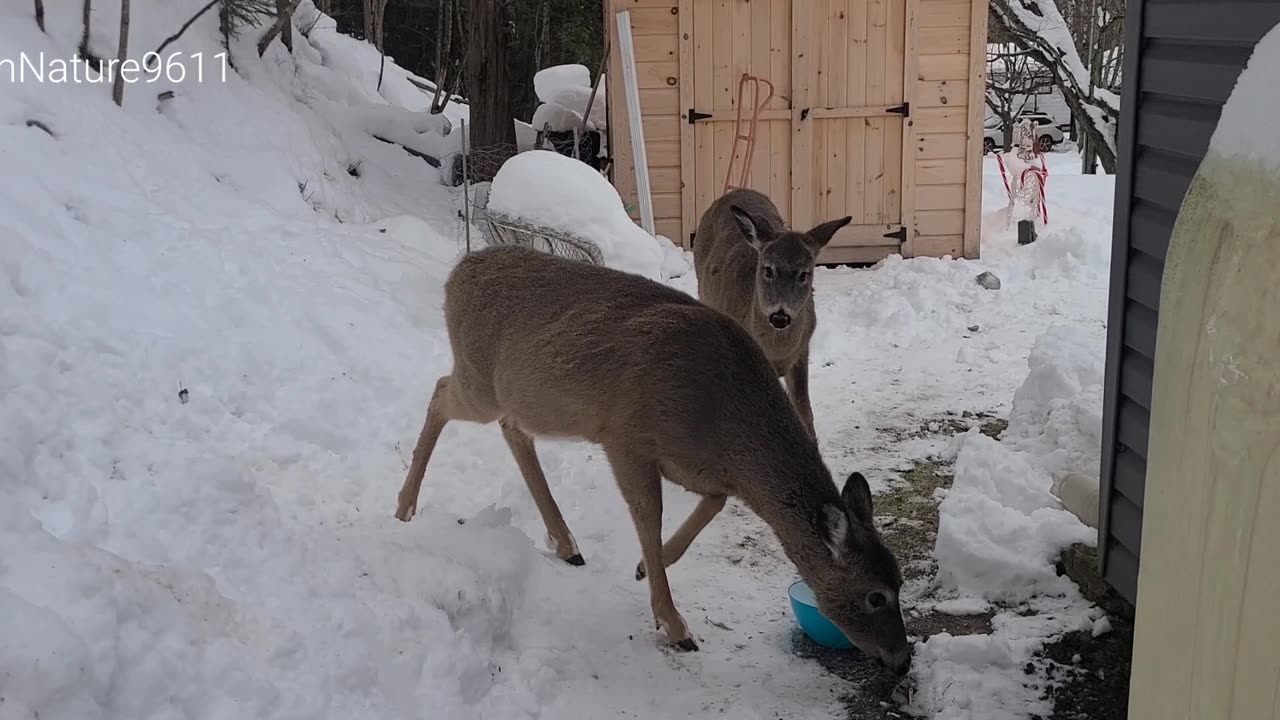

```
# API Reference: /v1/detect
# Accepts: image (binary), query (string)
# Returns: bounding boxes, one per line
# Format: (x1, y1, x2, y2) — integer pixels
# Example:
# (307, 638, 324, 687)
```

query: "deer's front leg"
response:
(784, 355, 817, 442)
(606, 447, 697, 651)
(635, 493, 727, 581)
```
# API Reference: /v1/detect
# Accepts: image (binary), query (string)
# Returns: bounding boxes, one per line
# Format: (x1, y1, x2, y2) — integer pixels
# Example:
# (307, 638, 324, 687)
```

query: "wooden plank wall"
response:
(607, 0, 685, 244)
(912, 0, 985, 258)
(607, 0, 986, 259)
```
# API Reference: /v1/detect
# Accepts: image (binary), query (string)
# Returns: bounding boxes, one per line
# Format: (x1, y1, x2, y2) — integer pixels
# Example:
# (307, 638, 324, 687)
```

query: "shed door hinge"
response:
(884, 226, 906, 243)
(887, 102, 910, 117)
(688, 109, 712, 124)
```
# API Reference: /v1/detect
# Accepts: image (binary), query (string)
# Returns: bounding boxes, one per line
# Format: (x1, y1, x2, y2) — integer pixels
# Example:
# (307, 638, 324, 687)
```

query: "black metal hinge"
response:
(887, 102, 910, 117)
(884, 226, 906, 243)
(688, 109, 712, 124)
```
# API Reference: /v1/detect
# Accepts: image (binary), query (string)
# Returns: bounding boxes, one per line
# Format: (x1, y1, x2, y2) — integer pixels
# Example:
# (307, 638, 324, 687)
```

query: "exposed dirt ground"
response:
(1038, 545, 1135, 720)
(795, 414, 1133, 719)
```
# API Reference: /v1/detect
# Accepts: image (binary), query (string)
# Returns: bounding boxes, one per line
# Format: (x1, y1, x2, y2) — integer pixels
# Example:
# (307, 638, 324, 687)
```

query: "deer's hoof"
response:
(635, 561, 647, 581)
(395, 505, 415, 522)
(565, 553, 586, 567)
(675, 638, 700, 652)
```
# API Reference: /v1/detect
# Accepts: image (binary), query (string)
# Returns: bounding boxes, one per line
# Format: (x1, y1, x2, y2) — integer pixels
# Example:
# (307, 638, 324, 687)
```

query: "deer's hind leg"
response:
(396, 375, 497, 521)
(499, 418, 584, 566)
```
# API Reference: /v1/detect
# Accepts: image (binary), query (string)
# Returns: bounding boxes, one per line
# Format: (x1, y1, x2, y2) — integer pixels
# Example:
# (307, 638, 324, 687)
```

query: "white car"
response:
(983, 114, 1065, 153)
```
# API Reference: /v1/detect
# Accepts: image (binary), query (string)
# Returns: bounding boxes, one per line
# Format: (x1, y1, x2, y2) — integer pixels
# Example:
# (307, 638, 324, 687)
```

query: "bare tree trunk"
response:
(34, 0, 46, 32)
(989, 0, 1118, 172)
(466, 0, 516, 147)
(435, 0, 452, 74)
(373, 0, 388, 89)
(80, 0, 93, 59)
(375, 0, 388, 51)
(430, 0, 455, 112)
(363, 0, 375, 43)
(258, 0, 303, 56)
(533, 0, 549, 71)
(276, 0, 294, 52)
(112, 0, 129, 107)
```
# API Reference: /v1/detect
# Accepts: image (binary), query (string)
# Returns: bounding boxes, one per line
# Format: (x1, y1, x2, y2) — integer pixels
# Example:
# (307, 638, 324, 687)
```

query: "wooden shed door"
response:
(681, 0, 911, 262)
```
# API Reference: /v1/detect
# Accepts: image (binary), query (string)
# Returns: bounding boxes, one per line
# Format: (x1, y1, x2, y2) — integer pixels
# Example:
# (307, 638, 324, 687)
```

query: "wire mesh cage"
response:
(458, 138, 607, 266)
(478, 208, 605, 265)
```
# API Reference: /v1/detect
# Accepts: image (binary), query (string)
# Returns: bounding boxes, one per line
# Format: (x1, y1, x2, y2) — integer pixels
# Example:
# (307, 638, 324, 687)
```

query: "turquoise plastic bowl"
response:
(788, 579, 857, 650)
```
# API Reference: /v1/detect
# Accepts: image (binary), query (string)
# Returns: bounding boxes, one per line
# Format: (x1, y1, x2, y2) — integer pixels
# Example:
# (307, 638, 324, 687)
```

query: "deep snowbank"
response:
(935, 323, 1101, 602)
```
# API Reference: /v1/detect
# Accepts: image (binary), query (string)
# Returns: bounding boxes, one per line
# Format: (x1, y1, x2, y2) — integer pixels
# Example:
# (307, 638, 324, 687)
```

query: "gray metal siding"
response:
(1099, 0, 1280, 604)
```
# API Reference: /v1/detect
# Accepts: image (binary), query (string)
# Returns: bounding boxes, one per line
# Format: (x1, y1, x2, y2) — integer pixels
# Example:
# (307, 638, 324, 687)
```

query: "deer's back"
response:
(444, 245, 803, 464)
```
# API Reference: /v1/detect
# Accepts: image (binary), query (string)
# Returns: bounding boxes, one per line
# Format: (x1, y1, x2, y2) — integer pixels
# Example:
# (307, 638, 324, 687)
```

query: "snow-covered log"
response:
(336, 104, 456, 164)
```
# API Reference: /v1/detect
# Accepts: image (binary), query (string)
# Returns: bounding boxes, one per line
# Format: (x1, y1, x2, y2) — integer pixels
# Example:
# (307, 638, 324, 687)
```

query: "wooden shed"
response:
(603, 0, 989, 264)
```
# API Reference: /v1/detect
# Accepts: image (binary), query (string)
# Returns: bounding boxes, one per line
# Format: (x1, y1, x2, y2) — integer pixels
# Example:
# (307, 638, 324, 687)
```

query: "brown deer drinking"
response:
(692, 188, 853, 442)
(394, 245, 911, 674)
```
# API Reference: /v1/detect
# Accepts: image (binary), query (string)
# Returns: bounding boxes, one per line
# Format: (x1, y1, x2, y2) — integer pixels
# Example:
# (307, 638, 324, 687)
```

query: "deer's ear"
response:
(841, 471, 875, 526)
(729, 205, 766, 251)
(808, 216, 853, 249)
(822, 504, 851, 560)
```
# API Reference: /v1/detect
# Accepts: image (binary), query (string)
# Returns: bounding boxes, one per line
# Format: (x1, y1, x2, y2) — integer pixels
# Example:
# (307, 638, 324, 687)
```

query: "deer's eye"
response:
(867, 591, 890, 611)
(797, 271, 809, 283)
(763, 266, 776, 279)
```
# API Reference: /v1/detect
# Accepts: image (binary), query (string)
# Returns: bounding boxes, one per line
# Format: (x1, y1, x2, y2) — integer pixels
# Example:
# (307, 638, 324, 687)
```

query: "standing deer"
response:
(693, 188, 853, 442)
(395, 245, 911, 674)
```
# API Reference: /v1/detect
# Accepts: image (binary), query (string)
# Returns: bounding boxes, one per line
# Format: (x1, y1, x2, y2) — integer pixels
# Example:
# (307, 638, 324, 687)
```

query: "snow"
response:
(486, 149, 688, 281)
(1092, 616, 1114, 638)
(1209, 24, 1280, 173)
(1, 2, 1120, 717)
(530, 64, 606, 132)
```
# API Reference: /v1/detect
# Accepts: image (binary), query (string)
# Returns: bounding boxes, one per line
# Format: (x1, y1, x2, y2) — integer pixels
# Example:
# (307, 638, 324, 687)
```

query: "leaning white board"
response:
(1127, 22, 1280, 720)
(614, 10, 655, 236)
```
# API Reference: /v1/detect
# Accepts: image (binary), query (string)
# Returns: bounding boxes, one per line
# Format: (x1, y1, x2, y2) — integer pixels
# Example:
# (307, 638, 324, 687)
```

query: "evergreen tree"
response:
(220, 0, 275, 50)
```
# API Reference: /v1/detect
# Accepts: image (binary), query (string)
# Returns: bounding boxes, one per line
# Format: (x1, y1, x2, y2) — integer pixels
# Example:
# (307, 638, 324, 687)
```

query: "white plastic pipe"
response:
(1051, 472, 1100, 529)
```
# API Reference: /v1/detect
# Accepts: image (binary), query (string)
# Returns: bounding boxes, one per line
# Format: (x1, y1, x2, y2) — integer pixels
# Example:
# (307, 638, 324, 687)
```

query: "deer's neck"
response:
(734, 447, 842, 569)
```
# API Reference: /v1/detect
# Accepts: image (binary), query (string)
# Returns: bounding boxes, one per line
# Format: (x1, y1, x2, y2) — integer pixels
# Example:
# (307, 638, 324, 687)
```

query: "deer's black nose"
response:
(768, 311, 791, 329)
(885, 648, 913, 676)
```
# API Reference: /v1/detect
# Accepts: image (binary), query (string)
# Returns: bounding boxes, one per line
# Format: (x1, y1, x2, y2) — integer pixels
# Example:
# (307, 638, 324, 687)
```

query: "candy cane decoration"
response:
(995, 119, 1050, 236)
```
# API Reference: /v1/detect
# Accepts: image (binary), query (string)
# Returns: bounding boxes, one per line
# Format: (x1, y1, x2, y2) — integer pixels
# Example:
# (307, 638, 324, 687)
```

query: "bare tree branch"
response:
(34, 0, 46, 32)
(146, 0, 219, 70)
